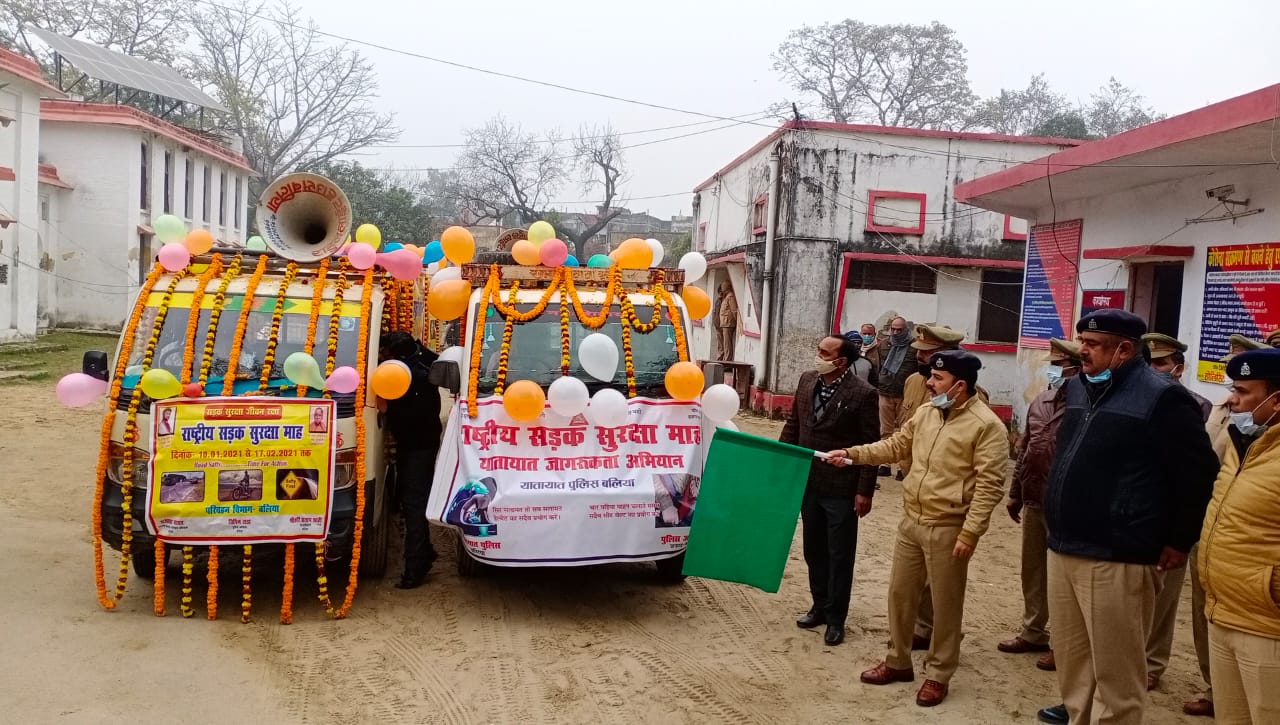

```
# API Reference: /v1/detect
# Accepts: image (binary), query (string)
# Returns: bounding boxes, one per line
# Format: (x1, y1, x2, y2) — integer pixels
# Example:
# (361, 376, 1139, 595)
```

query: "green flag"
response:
(683, 428, 813, 592)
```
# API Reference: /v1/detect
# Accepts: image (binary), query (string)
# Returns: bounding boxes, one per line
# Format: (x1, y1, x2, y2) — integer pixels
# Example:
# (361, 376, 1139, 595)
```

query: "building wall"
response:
(0, 79, 44, 338)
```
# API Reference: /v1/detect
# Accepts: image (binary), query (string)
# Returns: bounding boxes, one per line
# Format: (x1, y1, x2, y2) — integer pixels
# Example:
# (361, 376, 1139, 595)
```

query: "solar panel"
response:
(26, 26, 227, 112)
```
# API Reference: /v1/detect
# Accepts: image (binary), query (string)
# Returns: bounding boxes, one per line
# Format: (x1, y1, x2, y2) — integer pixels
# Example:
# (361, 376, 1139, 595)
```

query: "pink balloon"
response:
(325, 366, 361, 394)
(348, 242, 376, 270)
(336, 243, 351, 257)
(539, 238, 569, 267)
(157, 242, 190, 272)
(56, 373, 108, 408)
(377, 248, 422, 281)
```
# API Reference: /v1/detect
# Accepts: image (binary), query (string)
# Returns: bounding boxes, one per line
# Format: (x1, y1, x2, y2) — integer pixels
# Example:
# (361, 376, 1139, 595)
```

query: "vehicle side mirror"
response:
(429, 360, 461, 395)
(83, 350, 109, 381)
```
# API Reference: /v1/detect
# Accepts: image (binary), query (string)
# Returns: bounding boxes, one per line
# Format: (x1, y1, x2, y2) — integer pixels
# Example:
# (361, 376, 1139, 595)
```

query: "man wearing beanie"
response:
(825, 350, 1007, 707)
(1037, 310, 1218, 725)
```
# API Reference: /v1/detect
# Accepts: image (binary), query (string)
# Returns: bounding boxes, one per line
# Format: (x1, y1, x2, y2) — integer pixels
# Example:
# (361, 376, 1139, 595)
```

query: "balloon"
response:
(348, 242, 376, 270)
(586, 254, 613, 268)
(646, 238, 665, 267)
(548, 376, 589, 417)
(125, 365, 145, 378)
(511, 239, 540, 266)
(679, 252, 707, 283)
(429, 266, 461, 289)
(438, 346, 464, 365)
(441, 226, 476, 265)
(427, 279, 471, 321)
(140, 368, 182, 400)
(681, 285, 711, 319)
(503, 379, 546, 422)
(184, 228, 215, 255)
(182, 383, 203, 398)
(423, 240, 444, 264)
(538, 238, 569, 267)
(355, 223, 382, 247)
(384, 242, 404, 252)
(371, 360, 412, 399)
(565, 254, 580, 267)
(283, 351, 326, 389)
(528, 220, 556, 245)
(377, 248, 423, 281)
(246, 236, 268, 252)
(615, 238, 653, 269)
(664, 361, 705, 401)
(409, 245, 425, 259)
(701, 383, 740, 423)
(586, 388, 629, 428)
(157, 242, 190, 272)
(153, 214, 186, 244)
(325, 366, 361, 394)
(579, 333, 619, 382)
(55, 373, 108, 408)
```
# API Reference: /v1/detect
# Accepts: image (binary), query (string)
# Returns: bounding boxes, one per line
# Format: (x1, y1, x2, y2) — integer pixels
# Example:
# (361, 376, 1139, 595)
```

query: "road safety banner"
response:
(427, 397, 703, 566)
(1198, 242, 1280, 383)
(146, 397, 336, 544)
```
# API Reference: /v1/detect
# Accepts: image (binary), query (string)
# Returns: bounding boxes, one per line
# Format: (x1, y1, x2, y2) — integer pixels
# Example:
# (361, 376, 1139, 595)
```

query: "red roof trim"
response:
(844, 251, 1024, 269)
(0, 48, 62, 95)
(955, 84, 1280, 204)
(707, 252, 746, 265)
(0, 166, 14, 182)
(41, 100, 255, 173)
(1081, 244, 1195, 260)
(38, 163, 73, 189)
(693, 127, 785, 192)
(1002, 215, 1028, 242)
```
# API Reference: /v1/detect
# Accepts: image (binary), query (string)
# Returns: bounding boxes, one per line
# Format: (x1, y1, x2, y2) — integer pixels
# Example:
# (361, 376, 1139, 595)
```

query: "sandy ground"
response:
(1, 385, 1208, 724)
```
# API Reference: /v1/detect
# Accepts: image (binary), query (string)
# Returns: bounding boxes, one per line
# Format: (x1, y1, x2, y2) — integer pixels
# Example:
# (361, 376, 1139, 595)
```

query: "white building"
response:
(38, 99, 254, 328)
(0, 48, 63, 338)
(689, 120, 1079, 418)
(956, 84, 1280, 424)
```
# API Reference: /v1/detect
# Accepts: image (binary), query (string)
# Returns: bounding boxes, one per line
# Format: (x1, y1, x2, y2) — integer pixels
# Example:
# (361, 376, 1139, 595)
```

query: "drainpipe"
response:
(760, 143, 782, 391)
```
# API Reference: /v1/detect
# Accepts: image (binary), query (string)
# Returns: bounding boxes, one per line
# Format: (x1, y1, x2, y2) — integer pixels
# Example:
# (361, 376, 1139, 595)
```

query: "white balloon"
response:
(578, 333, 619, 382)
(425, 262, 440, 274)
(678, 252, 707, 284)
(439, 345, 464, 364)
(645, 238, 665, 267)
(716, 419, 739, 432)
(548, 375, 590, 417)
(701, 383, 740, 423)
(429, 266, 462, 289)
(586, 388, 629, 428)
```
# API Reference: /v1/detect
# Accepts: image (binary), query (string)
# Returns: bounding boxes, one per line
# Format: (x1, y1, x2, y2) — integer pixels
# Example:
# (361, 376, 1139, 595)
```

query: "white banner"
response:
(427, 397, 703, 566)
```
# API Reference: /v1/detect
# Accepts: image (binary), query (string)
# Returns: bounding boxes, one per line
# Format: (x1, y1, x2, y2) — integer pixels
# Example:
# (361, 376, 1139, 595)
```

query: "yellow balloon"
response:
(681, 285, 711, 319)
(140, 368, 182, 400)
(528, 220, 556, 245)
(511, 239, 540, 266)
(355, 223, 382, 247)
(664, 361, 705, 401)
(427, 279, 471, 321)
(615, 238, 653, 269)
(503, 379, 546, 422)
(371, 360, 412, 399)
(441, 226, 476, 265)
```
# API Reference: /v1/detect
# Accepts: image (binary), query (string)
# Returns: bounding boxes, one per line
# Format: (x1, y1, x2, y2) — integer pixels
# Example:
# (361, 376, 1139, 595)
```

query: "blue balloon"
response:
(384, 242, 404, 252)
(565, 254, 580, 267)
(423, 240, 444, 264)
(587, 254, 613, 268)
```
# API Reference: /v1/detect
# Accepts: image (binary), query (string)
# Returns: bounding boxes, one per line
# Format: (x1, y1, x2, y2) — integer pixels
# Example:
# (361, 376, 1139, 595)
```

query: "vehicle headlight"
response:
(107, 445, 151, 488)
(333, 463, 356, 490)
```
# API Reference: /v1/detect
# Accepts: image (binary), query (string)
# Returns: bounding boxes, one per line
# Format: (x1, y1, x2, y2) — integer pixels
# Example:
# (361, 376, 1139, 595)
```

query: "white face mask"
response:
(930, 381, 961, 409)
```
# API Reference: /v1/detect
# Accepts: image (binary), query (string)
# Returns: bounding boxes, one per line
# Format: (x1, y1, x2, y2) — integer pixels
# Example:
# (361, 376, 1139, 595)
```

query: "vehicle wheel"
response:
(358, 485, 389, 579)
(131, 545, 162, 580)
(655, 553, 687, 583)
(455, 531, 484, 577)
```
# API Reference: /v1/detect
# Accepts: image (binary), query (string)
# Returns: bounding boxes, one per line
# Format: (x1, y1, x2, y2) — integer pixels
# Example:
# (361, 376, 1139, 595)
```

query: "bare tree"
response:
(453, 115, 565, 226)
(185, 0, 398, 200)
(1087, 77, 1165, 137)
(970, 74, 1072, 135)
(772, 20, 976, 130)
(557, 124, 627, 259)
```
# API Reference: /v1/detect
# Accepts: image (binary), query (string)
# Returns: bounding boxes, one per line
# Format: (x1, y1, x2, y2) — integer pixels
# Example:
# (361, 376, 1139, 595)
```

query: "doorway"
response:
(1130, 262, 1184, 336)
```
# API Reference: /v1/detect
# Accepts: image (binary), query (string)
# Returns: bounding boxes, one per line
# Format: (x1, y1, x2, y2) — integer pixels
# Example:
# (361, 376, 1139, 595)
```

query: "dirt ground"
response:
(1, 385, 1207, 724)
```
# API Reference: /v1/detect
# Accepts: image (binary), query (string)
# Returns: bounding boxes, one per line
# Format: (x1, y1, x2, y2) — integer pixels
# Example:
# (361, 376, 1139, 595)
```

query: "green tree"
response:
(1031, 112, 1093, 140)
(313, 160, 438, 244)
(666, 233, 692, 261)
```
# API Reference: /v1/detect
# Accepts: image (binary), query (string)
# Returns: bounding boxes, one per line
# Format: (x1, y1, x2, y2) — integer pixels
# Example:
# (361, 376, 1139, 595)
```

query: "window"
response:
(751, 194, 767, 235)
(202, 165, 212, 222)
(977, 269, 1023, 344)
(1002, 215, 1028, 242)
(218, 171, 227, 226)
(234, 176, 243, 229)
(39, 196, 49, 222)
(845, 261, 937, 294)
(138, 233, 152, 286)
(697, 223, 707, 252)
(163, 150, 173, 214)
(184, 159, 194, 218)
(866, 191, 927, 235)
(139, 142, 150, 211)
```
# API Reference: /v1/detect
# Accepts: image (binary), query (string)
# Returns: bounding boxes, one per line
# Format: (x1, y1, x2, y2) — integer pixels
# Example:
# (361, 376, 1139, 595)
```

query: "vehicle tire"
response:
(132, 545, 162, 580)
(455, 531, 484, 577)
(358, 485, 389, 579)
(655, 553, 687, 583)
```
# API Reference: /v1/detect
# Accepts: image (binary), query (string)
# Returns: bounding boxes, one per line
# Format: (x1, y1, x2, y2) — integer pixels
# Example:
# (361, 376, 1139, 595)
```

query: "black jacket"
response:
(1044, 358, 1218, 564)
(780, 370, 880, 498)
(385, 344, 442, 451)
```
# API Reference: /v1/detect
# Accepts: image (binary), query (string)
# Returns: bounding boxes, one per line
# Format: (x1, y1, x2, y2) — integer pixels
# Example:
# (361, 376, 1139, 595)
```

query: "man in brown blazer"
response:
(781, 335, 880, 646)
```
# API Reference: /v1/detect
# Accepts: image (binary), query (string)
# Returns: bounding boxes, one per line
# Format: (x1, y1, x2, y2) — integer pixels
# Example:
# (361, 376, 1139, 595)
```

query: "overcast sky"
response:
(299, 0, 1280, 220)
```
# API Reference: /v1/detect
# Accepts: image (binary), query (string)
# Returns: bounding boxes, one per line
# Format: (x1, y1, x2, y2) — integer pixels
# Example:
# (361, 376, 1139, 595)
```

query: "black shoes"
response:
(796, 609, 826, 629)
(395, 570, 429, 589)
(824, 624, 845, 646)
(878, 465, 892, 477)
(1037, 704, 1068, 724)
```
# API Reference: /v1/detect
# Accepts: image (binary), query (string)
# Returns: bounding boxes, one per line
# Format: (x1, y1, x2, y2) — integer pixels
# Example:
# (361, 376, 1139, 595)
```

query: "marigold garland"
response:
(489, 268, 562, 322)
(206, 544, 220, 620)
(180, 546, 195, 618)
(398, 279, 414, 332)
(240, 545, 253, 623)
(620, 314, 637, 398)
(281, 543, 296, 625)
(199, 256, 243, 388)
(222, 256, 270, 396)
(94, 265, 164, 609)
(297, 259, 330, 397)
(323, 262, 350, 388)
(181, 255, 223, 385)
(335, 268, 376, 618)
(559, 288, 571, 376)
(315, 540, 334, 615)
(655, 287, 691, 361)
(258, 262, 299, 392)
(152, 540, 167, 616)
(493, 281, 519, 396)
(381, 277, 396, 335)
(563, 265, 620, 328)
(466, 266, 502, 418)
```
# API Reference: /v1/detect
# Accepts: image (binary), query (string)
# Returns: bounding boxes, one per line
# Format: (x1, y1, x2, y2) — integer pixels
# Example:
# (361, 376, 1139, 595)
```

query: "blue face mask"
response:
(1084, 368, 1112, 384)
(1046, 365, 1064, 387)
(930, 382, 960, 410)
(861, 334, 876, 345)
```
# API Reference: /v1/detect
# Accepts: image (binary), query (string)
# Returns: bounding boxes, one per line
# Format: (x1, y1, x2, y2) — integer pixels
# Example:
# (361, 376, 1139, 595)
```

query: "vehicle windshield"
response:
(475, 301, 680, 397)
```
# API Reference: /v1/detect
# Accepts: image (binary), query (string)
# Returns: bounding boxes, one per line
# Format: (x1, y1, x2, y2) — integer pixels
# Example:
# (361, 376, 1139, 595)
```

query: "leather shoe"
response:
(1182, 698, 1214, 717)
(860, 661, 914, 685)
(1147, 673, 1160, 691)
(796, 609, 825, 629)
(1036, 651, 1056, 671)
(877, 465, 892, 477)
(823, 624, 845, 646)
(395, 571, 428, 589)
(1036, 704, 1068, 724)
(998, 636, 1051, 654)
(915, 679, 948, 707)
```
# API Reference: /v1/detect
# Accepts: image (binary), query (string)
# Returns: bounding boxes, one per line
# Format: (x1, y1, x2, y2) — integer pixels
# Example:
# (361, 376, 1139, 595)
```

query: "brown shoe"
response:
(1147, 673, 1160, 691)
(912, 634, 931, 651)
(1182, 698, 1214, 717)
(916, 679, 949, 707)
(1036, 651, 1056, 671)
(998, 636, 1051, 654)
(860, 661, 915, 686)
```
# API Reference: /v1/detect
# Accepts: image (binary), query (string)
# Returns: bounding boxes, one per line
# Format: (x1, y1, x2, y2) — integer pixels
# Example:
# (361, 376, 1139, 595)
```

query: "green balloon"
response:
(246, 236, 267, 251)
(153, 214, 186, 244)
(587, 254, 614, 268)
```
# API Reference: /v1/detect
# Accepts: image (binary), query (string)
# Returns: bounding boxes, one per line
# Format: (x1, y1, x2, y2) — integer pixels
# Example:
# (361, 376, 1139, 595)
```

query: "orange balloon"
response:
(681, 285, 711, 319)
(615, 238, 653, 269)
(371, 360, 412, 399)
(185, 228, 215, 255)
(503, 379, 546, 422)
(427, 279, 471, 321)
(665, 361, 705, 401)
(441, 226, 476, 265)
(511, 239, 540, 266)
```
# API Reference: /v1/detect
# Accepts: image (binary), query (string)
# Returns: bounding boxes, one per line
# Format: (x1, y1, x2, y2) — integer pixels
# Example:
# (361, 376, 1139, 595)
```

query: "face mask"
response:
(1084, 346, 1122, 384)
(814, 356, 838, 375)
(1231, 392, 1280, 437)
(1046, 365, 1064, 387)
(1154, 364, 1183, 382)
(861, 334, 875, 345)
(931, 382, 960, 409)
